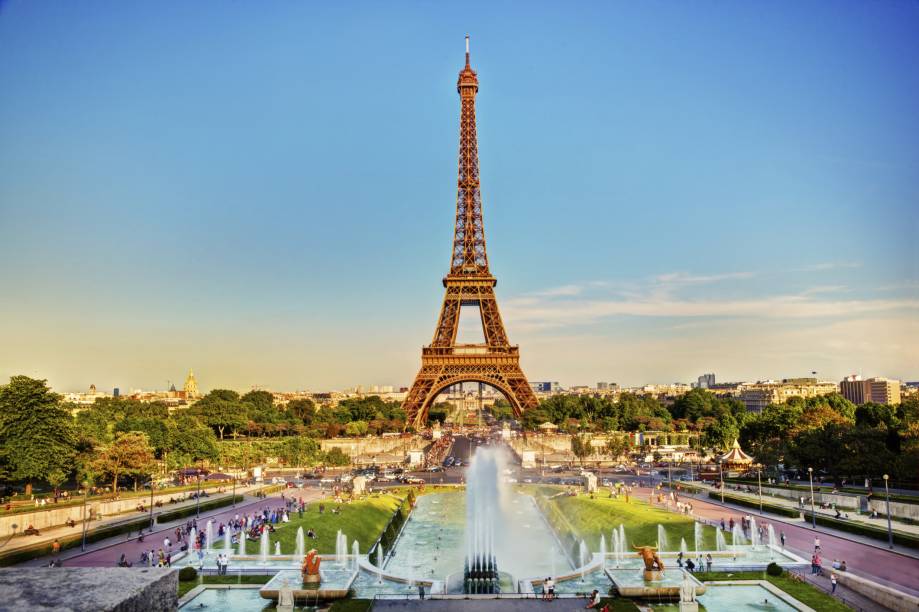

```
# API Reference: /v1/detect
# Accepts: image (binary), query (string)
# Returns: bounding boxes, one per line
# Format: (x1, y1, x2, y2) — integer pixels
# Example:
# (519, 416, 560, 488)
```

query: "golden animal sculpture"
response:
(302, 549, 321, 584)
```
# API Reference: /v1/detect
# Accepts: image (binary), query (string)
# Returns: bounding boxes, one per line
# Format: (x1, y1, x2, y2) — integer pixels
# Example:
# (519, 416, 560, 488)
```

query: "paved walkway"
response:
(0, 484, 262, 558)
(639, 483, 919, 599)
(22, 488, 324, 568)
(695, 480, 919, 537)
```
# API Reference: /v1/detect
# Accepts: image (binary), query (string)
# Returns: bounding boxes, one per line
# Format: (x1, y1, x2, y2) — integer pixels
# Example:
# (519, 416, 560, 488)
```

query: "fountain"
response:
(680, 537, 688, 557)
(693, 522, 703, 555)
(259, 530, 270, 564)
(335, 530, 347, 566)
(224, 529, 232, 553)
(657, 524, 669, 553)
(189, 527, 198, 557)
(578, 540, 588, 582)
(274, 541, 281, 556)
(295, 527, 305, 560)
(715, 529, 727, 552)
(238, 530, 246, 556)
(205, 520, 213, 553)
(749, 517, 760, 549)
(351, 540, 360, 572)
(599, 534, 607, 560)
(767, 524, 777, 559)
(731, 524, 746, 550)
(463, 447, 501, 594)
(376, 545, 384, 585)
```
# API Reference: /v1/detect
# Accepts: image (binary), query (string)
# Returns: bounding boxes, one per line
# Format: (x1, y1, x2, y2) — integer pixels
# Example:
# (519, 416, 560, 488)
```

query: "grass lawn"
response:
(242, 492, 404, 556)
(694, 571, 852, 612)
(177, 574, 269, 598)
(525, 485, 719, 555)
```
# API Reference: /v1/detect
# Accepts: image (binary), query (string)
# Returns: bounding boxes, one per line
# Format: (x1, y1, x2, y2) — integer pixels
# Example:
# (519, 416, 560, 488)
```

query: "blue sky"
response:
(1, 1, 917, 392)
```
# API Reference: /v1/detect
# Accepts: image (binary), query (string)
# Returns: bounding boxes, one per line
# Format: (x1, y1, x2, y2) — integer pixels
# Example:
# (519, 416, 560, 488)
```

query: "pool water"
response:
(649, 583, 801, 611)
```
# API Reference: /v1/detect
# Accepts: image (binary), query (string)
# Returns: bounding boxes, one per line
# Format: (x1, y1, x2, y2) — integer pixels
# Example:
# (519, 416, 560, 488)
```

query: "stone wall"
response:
(320, 435, 424, 456)
(0, 567, 178, 612)
(833, 570, 919, 612)
(867, 498, 919, 522)
(0, 489, 235, 537)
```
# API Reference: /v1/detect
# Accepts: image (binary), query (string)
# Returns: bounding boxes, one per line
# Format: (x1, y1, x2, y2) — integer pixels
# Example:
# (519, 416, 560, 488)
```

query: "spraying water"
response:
(223, 529, 232, 554)
(335, 530, 347, 565)
(731, 524, 746, 550)
(619, 525, 627, 556)
(750, 518, 760, 549)
(376, 545, 385, 584)
(599, 534, 607, 559)
(259, 530, 270, 564)
(767, 525, 777, 559)
(680, 537, 688, 556)
(694, 522, 703, 555)
(205, 521, 213, 553)
(657, 525, 669, 553)
(351, 540, 360, 572)
(189, 527, 198, 555)
(715, 529, 726, 552)
(274, 541, 281, 556)
(295, 527, 305, 560)
(579, 540, 588, 582)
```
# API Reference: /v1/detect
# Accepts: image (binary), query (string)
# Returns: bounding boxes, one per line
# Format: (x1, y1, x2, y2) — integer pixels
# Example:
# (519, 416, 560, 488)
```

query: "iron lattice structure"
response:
(403, 39, 539, 429)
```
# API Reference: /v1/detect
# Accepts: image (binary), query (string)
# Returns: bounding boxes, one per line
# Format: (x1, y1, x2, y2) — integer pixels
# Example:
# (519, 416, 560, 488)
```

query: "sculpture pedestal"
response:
(302, 573, 321, 584)
(642, 569, 665, 581)
(679, 602, 698, 612)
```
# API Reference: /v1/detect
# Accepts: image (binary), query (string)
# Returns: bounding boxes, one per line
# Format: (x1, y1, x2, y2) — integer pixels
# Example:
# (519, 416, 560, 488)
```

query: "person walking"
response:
(780, 531, 786, 549)
(814, 536, 821, 551)
(830, 572, 838, 594)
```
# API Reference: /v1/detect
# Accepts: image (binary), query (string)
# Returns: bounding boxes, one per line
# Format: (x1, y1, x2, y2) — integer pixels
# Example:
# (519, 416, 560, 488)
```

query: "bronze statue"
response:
(302, 549, 321, 584)
(633, 545, 665, 580)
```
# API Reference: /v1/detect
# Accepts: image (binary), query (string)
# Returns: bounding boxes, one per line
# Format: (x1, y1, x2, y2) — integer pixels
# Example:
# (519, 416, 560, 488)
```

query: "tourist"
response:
(685, 558, 696, 573)
(677, 551, 683, 567)
(418, 584, 425, 600)
(586, 589, 601, 609)
(720, 518, 726, 531)
(780, 531, 786, 549)
(839, 560, 847, 572)
(831, 559, 841, 570)
(830, 572, 838, 594)
(51, 538, 61, 556)
(544, 576, 555, 601)
(164, 536, 171, 550)
(706, 554, 713, 572)
(814, 536, 821, 552)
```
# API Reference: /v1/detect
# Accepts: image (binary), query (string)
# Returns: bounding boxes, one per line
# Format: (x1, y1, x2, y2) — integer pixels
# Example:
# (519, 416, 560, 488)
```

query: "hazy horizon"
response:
(2, 2, 917, 393)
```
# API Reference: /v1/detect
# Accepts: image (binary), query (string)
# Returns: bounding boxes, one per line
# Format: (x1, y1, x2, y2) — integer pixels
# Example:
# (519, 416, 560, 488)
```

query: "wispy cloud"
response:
(794, 262, 861, 272)
(655, 271, 755, 284)
(504, 269, 918, 332)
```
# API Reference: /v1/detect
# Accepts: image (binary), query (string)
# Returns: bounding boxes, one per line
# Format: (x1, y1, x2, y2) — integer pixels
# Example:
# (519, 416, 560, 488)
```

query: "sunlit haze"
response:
(1, 2, 917, 392)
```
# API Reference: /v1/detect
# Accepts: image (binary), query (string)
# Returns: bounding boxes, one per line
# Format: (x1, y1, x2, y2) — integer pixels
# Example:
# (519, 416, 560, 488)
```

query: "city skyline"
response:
(2, 2, 918, 392)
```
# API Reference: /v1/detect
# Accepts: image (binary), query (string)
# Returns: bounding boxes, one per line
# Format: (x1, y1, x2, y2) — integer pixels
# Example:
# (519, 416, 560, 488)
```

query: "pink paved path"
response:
(657, 485, 919, 596)
(42, 489, 324, 568)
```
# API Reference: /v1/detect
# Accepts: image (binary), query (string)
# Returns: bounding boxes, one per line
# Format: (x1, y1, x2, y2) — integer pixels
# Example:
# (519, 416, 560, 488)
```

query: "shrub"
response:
(802, 512, 919, 549)
(708, 492, 800, 518)
(766, 562, 783, 576)
(156, 495, 242, 523)
(178, 566, 198, 581)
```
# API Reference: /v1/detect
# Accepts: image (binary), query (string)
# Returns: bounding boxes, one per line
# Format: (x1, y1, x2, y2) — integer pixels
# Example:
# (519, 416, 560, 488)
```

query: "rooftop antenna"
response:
(465, 34, 470, 66)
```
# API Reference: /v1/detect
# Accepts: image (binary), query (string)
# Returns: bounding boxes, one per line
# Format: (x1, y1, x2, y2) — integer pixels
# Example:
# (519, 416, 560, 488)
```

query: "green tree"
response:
(241, 390, 274, 412)
(94, 431, 155, 493)
(0, 376, 77, 495)
(323, 447, 350, 466)
(344, 420, 369, 436)
(286, 398, 316, 424)
(570, 434, 593, 467)
(278, 437, 320, 471)
(605, 434, 629, 461)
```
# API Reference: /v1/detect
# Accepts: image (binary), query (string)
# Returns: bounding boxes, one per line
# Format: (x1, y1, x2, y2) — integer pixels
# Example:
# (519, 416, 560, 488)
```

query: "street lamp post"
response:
(232, 476, 237, 509)
(718, 459, 724, 504)
(808, 467, 816, 529)
(148, 480, 155, 530)
(758, 468, 763, 514)
(195, 472, 202, 519)
(80, 482, 89, 552)
(883, 474, 893, 549)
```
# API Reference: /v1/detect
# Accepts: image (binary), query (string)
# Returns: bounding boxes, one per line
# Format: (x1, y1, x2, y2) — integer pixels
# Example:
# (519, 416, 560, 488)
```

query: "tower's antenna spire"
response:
(465, 34, 470, 66)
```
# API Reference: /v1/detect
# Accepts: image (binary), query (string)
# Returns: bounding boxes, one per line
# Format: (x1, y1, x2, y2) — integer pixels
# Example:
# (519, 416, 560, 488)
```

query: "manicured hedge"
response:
(802, 512, 919, 549)
(0, 516, 150, 566)
(708, 491, 800, 518)
(156, 495, 243, 523)
(664, 482, 704, 495)
(723, 478, 919, 505)
(371, 494, 412, 558)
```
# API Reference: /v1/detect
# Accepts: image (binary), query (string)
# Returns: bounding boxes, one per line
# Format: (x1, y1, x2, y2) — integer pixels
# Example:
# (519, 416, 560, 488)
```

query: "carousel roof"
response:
(720, 439, 754, 464)
(538, 421, 559, 430)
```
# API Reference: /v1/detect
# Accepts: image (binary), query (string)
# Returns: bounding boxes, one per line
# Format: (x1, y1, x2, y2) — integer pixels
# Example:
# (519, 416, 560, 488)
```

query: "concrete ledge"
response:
(0, 567, 177, 612)
(833, 571, 919, 612)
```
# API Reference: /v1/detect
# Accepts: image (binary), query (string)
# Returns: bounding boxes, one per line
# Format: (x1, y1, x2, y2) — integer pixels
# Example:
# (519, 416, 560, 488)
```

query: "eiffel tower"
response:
(403, 37, 539, 429)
